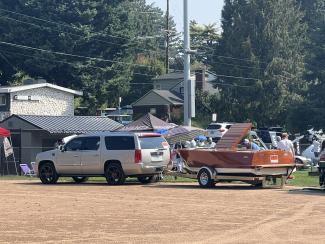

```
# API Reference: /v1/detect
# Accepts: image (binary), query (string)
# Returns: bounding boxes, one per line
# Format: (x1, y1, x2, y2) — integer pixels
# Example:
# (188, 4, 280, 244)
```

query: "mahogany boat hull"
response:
(179, 149, 294, 170)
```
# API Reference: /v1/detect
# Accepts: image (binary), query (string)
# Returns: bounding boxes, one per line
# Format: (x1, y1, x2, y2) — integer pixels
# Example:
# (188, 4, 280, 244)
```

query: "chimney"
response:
(195, 69, 206, 90)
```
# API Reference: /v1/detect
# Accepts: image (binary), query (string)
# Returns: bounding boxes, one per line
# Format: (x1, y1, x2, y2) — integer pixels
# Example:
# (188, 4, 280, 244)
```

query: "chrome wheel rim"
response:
(200, 172, 209, 185)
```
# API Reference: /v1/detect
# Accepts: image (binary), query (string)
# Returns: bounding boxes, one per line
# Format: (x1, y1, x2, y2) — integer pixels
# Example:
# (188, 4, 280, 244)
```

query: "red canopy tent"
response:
(0, 127, 17, 175)
(0, 127, 11, 137)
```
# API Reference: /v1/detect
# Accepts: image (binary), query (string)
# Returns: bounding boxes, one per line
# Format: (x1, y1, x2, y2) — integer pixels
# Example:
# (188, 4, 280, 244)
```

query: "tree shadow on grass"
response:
(287, 188, 325, 196)
(142, 183, 280, 191)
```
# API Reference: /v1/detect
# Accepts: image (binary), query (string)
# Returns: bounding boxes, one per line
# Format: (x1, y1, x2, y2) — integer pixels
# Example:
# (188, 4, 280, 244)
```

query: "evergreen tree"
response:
(210, 0, 307, 127)
(288, 0, 325, 131)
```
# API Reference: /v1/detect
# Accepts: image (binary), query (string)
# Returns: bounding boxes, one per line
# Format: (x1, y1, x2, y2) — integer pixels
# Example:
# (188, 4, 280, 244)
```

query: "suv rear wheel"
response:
(39, 162, 59, 184)
(72, 176, 89, 183)
(137, 175, 158, 184)
(105, 163, 125, 185)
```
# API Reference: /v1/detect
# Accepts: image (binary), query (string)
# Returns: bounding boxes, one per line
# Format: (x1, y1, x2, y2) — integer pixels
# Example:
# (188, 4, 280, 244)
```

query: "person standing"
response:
(277, 133, 295, 156)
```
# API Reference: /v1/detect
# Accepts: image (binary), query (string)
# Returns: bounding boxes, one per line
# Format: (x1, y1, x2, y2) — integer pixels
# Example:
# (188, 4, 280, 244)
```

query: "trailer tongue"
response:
(168, 123, 295, 188)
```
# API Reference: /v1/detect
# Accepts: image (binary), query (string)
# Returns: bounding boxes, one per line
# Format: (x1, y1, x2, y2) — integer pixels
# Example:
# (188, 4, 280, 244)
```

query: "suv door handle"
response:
(73, 155, 79, 157)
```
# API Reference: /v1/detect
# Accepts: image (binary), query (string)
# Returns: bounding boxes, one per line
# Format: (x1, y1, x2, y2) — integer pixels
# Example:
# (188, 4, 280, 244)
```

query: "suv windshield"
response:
(139, 136, 166, 149)
(207, 124, 221, 130)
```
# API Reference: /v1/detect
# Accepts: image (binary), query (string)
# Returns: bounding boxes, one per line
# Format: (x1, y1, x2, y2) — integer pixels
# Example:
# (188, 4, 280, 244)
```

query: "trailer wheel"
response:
(197, 168, 214, 188)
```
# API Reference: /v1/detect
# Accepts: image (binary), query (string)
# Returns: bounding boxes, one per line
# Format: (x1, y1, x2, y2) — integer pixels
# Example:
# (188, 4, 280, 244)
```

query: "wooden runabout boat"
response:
(174, 123, 295, 188)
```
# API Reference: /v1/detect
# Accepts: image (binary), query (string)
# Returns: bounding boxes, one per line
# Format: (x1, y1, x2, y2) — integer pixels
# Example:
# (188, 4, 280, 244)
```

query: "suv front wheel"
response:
(105, 163, 125, 185)
(39, 162, 59, 184)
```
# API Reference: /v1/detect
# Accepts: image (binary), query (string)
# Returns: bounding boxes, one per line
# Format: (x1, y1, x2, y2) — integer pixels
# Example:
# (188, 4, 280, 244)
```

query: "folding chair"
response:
(20, 164, 35, 177)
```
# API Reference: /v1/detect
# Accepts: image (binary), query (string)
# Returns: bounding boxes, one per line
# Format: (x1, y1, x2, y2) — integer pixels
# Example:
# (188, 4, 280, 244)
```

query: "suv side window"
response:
(105, 136, 135, 150)
(65, 138, 83, 151)
(81, 137, 100, 151)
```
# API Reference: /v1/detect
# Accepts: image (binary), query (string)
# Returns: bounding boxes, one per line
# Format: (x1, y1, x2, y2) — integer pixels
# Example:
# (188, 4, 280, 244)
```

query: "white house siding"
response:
(10, 87, 75, 116)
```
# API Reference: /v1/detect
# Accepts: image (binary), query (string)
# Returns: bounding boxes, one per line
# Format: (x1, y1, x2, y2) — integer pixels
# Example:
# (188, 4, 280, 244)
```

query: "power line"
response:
(0, 7, 165, 44)
(1, 48, 257, 87)
(0, 15, 166, 56)
(213, 82, 254, 88)
(0, 40, 159, 69)
(0, 40, 269, 82)
(1, 49, 157, 78)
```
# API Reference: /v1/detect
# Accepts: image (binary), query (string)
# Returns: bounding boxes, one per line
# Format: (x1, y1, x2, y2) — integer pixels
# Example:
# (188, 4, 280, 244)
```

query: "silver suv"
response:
(35, 132, 170, 185)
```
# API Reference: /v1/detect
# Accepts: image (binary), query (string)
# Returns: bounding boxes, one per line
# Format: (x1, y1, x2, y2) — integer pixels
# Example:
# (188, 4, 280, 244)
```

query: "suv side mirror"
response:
(59, 145, 65, 152)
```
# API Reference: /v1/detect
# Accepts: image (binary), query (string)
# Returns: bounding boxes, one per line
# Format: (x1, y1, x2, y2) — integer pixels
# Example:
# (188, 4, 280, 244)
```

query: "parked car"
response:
(256, 127, 283, 144)
(35, 132, 170, 185)
(206, 122, 233, 140)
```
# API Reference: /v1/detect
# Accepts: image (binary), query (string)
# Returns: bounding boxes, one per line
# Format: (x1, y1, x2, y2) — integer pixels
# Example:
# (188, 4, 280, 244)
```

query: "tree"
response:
(288, 0, 325, 131)
(0, 0, 169, 113)
(210, 0, 307, 127)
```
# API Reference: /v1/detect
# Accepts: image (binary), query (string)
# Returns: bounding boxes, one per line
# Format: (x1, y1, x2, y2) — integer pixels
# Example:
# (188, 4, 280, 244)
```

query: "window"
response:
(81, 137, 100, 151)
(139, 136, 166, 149)
(155, 84, 161, 90)
(105, 136, 135, 150)
(65, 138, 83, 151)
(65, 137, 100, 151)
(150, 108, 156, 114)
(179, 87, 184, 94)
(0, 95, 6, 106)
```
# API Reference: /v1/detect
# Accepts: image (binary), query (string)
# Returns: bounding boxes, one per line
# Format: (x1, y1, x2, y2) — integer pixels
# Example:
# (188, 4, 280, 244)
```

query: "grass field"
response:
(0, 170, 320, 187)
(288, 170, 319, 187)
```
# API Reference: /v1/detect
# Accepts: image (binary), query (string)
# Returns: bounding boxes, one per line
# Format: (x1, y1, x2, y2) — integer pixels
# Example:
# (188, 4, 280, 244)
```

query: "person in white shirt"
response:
(277, 133, 295, 156)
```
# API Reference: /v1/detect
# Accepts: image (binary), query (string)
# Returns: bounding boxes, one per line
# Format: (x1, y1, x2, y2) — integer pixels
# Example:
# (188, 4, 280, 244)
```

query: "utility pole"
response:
(183, 0, 191, 126)
(165, 0, 170, 74)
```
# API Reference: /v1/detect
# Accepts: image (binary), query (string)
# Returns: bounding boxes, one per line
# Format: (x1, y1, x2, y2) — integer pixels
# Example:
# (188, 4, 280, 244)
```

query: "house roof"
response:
(3, 115, 123, 134)
(132, 89, 183, 106)
(153, 72, 184, 81)
(0, 83, 83, 96)
(118, 113, 175, 132)
(153, 90, 183, 105)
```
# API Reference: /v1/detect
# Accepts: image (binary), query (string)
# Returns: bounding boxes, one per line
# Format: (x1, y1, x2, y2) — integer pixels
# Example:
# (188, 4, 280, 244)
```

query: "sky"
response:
(146, 0, 224, 31)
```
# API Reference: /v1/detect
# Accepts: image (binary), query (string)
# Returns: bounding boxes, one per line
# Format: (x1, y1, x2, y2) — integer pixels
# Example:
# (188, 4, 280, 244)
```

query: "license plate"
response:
(270, 155, 279, 164)
(151, 152, 163, 162)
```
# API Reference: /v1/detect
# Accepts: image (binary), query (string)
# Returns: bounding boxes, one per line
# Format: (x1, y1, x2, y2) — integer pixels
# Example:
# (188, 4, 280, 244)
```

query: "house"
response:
(153, 69, 218, 95)
(0, 115, 123, 174)
(132, 69, 218, 121)
(132, 89, 183, 121)
(0, 79, 83, 121)
(98, 105, 133, 125)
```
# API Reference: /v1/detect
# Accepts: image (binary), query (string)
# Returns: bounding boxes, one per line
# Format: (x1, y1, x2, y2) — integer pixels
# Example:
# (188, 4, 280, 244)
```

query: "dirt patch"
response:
(0, 180, 324, 244)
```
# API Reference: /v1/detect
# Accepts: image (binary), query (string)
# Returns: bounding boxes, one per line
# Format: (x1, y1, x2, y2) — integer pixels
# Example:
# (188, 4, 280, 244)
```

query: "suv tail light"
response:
(134, 149, 142, 163)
